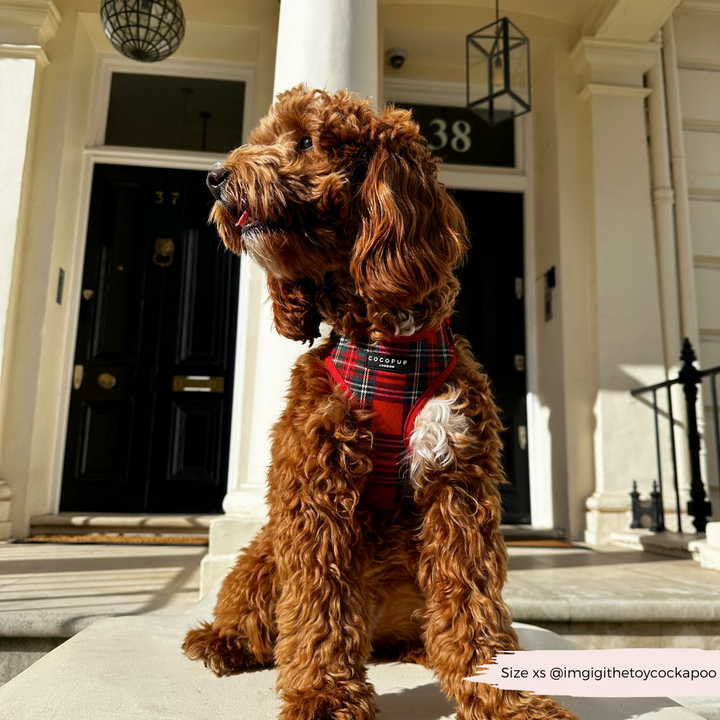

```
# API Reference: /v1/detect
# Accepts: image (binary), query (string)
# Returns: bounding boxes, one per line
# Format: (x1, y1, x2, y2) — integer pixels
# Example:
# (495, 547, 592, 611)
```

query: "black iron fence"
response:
(630, 339, 719, 534)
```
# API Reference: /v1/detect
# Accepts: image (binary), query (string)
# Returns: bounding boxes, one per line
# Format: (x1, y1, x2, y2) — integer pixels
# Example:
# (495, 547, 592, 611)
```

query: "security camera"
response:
(387, 47, 408, 69)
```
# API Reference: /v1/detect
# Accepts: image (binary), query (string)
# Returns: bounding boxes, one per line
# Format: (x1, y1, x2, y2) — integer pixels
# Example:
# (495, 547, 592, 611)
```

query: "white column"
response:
(273, 0, 378, 99)
(0, 0, 60, 540)
(571, 38, 669, 545)
(202, 0, 379, 595)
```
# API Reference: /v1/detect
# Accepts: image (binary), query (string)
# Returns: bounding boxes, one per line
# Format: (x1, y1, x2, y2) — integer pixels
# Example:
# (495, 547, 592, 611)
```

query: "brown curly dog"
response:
(183, 86, 577, 720)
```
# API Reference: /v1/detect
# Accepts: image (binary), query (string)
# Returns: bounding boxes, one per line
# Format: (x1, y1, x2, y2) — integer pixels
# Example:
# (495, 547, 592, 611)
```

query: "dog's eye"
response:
(297, 136, 313, 151)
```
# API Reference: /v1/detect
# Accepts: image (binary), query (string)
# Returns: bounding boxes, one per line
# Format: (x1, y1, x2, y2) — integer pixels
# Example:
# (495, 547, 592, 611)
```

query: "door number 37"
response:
(426, 119, 472, 153)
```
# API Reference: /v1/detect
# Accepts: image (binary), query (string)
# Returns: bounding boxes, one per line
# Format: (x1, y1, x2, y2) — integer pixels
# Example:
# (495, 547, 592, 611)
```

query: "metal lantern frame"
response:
(101, 0, 186, 64)
(466, 14, 531, 126)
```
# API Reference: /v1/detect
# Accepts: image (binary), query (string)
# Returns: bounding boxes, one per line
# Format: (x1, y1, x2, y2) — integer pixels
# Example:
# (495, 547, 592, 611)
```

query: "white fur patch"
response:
(408, 387, 471, 485)
(393, 311, 417, 336)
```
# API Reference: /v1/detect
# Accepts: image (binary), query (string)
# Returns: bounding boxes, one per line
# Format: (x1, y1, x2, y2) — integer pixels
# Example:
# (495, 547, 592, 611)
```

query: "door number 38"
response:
(426, 119, 472, 153)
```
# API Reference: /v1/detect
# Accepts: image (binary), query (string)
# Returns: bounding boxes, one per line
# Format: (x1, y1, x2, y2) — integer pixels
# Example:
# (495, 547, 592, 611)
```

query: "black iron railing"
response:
(630, 339, 719, 533)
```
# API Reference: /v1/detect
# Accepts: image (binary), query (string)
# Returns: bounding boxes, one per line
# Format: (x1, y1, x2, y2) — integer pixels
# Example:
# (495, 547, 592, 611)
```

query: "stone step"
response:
(0, 615, 709, 720)
(610, 529, 705, 558)
(29, 513, 219, 538)
(690, 540, 720, 571)
(0, 637, 66, 688)
(0, 542, 206, 642)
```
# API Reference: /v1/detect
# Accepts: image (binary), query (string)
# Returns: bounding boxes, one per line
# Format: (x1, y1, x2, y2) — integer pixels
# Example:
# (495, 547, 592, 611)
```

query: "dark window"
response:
(105, 73, 245, 153)
(395, 103, 514, 168)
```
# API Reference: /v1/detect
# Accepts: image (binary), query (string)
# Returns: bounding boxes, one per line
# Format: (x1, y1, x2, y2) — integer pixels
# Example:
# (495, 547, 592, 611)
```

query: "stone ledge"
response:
(610, 530, 704, 559)
(504, 549, 720, 625)
(0, 636, 65, 686)
(0, 615, 707, 720)
(534, 620, 720, 651)
(0, 543, 206, 638)
(509, 596, 720, 624)
(29, 513, 219, 537)
(690, 542, 720, 571)
(688, 522, 720, 572)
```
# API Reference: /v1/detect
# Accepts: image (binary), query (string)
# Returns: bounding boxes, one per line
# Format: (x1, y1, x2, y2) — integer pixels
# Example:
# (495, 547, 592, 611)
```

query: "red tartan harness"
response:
(324, 319, 456, 510)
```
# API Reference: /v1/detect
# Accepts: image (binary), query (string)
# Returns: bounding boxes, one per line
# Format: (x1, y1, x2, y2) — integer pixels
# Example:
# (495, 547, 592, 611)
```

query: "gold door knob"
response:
(97, 373, 117, 390)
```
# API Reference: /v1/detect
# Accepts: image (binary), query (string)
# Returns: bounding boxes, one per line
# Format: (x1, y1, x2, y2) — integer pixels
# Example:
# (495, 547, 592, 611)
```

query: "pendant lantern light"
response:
(466, 0, 531, 126)
(101, 0, 186, 63)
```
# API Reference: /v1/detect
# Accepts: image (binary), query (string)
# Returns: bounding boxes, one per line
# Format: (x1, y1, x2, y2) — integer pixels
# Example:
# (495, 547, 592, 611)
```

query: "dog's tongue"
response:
(235, 209, 250, 228)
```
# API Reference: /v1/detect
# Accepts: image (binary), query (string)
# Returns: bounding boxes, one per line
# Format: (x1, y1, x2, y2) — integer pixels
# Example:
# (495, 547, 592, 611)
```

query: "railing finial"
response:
(680, 337, 696, 367)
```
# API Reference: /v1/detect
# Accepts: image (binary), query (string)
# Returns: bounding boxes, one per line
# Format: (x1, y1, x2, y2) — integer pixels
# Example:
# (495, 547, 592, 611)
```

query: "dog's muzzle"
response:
(207, 167, 229, 200)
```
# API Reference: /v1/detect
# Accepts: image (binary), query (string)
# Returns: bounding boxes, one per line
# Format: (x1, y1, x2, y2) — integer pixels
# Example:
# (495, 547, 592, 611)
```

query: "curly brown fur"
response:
(186, 86, 578, 720)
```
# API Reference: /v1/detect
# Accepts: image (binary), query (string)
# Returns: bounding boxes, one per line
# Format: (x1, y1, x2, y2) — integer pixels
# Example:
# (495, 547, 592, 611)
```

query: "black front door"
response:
(61, 164, 240, 513)
(451, 189, 530, 524)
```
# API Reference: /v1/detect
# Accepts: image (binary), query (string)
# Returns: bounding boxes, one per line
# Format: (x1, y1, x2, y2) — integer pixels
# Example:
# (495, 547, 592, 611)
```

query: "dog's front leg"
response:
(182, 522, 278, 675)
(412, 382, 577, 720)
(274, 497, 375, 720)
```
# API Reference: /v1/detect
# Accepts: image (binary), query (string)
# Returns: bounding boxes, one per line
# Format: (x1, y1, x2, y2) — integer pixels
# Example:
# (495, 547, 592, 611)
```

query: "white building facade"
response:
(0, 0, 718, 591)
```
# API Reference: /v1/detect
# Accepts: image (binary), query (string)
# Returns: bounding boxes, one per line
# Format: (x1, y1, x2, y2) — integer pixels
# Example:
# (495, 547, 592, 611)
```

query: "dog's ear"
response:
(266, 276, 321, 343)
(350, 105, 468, 311)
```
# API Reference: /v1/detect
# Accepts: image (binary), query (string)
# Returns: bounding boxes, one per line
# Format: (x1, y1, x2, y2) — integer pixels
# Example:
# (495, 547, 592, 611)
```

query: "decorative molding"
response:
(0, 0, 60, 49)
(652, 186, 675, 203)
(571, 37, 659, 79)
(0, 42, 48, 66)
(86, 145, 224, 173)
(583, 0, 681, 42)
(684, 119, 720, 134)
(694, 254, 720, 268)
(677, 56, 720, 72)
(439, 165, 527, 193)
(571, 37, 659, 101)
(700, 328, 720, 340)
(579, 83, 652, 101)
(682, 0, 720, 11)
(0, 480, 11, 501)
(688, 187, 720, 201)
(0, 479, 11, 540)
(383, 77, 465, 107)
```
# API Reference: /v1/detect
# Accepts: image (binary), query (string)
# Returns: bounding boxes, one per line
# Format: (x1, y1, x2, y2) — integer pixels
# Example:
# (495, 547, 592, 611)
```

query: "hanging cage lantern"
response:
(466, 1, 530, 126)
(101, 0, 186, 63)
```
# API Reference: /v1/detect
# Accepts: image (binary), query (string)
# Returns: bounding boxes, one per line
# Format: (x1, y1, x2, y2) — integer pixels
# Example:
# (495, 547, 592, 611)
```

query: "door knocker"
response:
(153, 237, 175, 268)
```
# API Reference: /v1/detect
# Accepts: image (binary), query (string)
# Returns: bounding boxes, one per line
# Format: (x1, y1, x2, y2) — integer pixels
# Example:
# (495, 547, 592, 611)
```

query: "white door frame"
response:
(49, 53, 256, 513)
(383, 78, 553, 530)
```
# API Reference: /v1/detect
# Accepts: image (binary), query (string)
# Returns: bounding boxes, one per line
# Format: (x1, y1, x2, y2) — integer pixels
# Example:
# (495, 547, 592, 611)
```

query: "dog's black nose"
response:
(207, 167, 229, 198)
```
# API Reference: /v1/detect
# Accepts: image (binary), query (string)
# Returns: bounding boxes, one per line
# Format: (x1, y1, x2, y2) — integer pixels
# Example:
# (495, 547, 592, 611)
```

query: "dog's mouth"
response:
(234, 208, 261, 234)
(223, 193, 290, 238)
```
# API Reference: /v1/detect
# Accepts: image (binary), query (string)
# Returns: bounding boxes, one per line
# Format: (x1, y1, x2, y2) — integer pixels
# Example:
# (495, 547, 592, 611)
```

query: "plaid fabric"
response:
(324, 319, 456, 510)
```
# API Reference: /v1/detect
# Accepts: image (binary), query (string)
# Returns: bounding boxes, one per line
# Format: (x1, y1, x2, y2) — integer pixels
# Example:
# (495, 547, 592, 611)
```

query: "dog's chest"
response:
(324, 321, 456, 509)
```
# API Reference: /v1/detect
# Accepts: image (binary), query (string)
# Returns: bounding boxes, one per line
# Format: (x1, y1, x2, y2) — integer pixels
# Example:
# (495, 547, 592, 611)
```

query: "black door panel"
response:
(61, 164, 239, 513)
(451, 189, 530, 524)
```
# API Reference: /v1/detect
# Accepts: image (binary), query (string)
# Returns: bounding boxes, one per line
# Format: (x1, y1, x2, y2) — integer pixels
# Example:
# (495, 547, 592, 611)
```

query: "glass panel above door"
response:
(105, 73, 245, 153)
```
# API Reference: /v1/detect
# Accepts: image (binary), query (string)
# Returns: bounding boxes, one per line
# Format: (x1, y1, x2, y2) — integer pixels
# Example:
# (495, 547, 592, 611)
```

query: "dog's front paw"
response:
(280, 686, 377, 720)
(182, 622, 268, 677)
